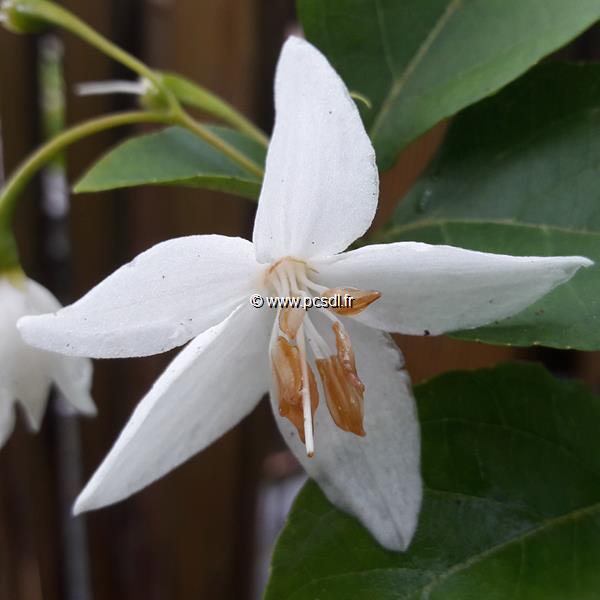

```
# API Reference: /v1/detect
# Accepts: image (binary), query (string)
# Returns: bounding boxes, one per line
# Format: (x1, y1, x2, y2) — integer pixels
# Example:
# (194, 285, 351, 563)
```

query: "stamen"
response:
(266, 256, 306, 278)
(323, 287, 381, 316)
(297, 272, 327, 294)
(271, 336, 319, 450)
(332, 322, 365, 394)
(279, 306, 306, 340)
(269, 273, 285, 350)
(316, 322, 366, 437)
(277, 264, 311, 341)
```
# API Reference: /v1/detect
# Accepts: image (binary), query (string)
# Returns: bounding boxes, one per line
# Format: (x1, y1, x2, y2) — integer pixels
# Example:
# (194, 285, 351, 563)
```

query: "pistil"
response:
(297, 323, 315, 456)
(287, 262, 317, 456)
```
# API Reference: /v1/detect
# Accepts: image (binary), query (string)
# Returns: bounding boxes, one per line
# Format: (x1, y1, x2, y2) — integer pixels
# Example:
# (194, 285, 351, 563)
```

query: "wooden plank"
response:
(112, 1, 267, 597)
(59, 2, 132, 598)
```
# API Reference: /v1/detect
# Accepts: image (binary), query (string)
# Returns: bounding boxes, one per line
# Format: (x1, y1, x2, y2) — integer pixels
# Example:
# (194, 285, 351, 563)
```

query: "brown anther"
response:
(333, 322, 365, 393)
(271, 336, 318, 444)
(323, 287, 381, 316)
(279, 306, 306, 340)
(316, 322, 365, 437)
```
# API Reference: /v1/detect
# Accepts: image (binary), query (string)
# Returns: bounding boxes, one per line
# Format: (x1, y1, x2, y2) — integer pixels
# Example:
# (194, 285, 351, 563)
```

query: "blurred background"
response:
(0, 1, 599, 599)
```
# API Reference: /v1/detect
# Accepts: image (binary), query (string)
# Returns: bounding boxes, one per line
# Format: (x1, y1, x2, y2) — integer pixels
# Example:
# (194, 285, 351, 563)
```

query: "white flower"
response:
(0, 272, 95, 448)
(19, 38, 591, 551)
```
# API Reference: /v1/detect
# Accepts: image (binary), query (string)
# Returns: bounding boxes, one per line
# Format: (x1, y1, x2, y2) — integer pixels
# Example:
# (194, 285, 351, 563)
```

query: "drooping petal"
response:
(19, 235, 260, 358)
(19, 383, 50, 431)
(252, 37, 378, 263)
(74, 303, 271, 514)
(271, 319, 422, 551)
(50, 354, 96, 416)
(314, 242, 593, 335)
(0, 393, 16, 449)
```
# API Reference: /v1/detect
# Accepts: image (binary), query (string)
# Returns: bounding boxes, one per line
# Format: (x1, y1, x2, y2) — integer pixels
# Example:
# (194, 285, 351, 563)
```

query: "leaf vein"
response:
(369, 0, 463, 139)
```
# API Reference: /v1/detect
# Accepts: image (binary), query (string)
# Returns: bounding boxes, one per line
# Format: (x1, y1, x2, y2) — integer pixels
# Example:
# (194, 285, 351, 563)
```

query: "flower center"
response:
(265, 257, 380, 456)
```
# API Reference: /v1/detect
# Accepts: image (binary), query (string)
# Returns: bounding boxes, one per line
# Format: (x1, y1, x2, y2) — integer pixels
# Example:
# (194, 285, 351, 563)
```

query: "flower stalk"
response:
(159, 72, 269, 148)
(0, 230, 19, 271)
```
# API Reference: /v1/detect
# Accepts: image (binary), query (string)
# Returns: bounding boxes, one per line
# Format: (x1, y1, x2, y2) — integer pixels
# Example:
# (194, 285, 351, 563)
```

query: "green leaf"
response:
(298, 0, 600, 170)
(266, 363, 600, 599)
(74, 125, 266, 200)
(380, 63, 600, 350)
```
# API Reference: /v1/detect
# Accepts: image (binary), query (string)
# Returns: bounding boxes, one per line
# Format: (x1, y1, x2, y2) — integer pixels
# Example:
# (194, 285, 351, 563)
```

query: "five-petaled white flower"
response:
(0, 272, 95, 448)
(19, 38, 592, 551)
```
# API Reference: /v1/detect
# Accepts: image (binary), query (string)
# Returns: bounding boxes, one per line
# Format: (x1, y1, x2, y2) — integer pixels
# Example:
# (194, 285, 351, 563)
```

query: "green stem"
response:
(0, 231, 19, 271)
(15, 1, 161, 87)
(213, 102, 269, 148)
(0, 110, 170, 229)
(174, 111, 264, 177)
(186, 95, 269, 149)
(160, 72, 269, 147)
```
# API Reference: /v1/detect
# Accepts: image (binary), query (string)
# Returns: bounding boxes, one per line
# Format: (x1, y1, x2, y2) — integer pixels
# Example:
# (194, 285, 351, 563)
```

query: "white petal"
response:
(253, 37, 378, 263)
(19, 235, 261, 358)
(314, 242, 593, 335)
(74, 303, 271, 514)
(271, 319, 422, 551)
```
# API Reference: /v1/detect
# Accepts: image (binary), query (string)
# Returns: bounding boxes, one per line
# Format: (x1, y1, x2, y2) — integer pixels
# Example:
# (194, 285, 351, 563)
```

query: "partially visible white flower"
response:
(0, 272, 95, 448)
(19, 38, 592, 551)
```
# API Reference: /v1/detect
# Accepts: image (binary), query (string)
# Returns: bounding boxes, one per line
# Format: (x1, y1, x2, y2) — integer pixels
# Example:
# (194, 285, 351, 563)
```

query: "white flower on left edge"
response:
(0, 274, 95, 448)
(19, 38, 592, 551)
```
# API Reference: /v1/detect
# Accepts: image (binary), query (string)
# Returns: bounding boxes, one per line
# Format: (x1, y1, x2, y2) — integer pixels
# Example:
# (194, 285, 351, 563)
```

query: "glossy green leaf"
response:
(298, 0, 600, 170)
(74, 126, 266, 200)
(380, 63, 600, 350)
(266, 363, 600, 600)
